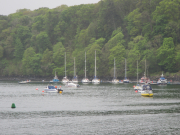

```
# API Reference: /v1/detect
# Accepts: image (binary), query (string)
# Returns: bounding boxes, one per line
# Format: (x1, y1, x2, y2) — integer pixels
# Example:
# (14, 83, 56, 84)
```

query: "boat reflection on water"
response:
(65, 82, 80, 88)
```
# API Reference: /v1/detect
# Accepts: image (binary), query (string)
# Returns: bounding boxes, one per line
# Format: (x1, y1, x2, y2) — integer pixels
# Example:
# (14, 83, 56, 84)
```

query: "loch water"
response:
(0, 81, 180, 135)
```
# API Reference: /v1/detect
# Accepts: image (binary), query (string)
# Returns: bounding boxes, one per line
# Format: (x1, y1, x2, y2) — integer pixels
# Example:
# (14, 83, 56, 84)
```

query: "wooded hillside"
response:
(0, 0, 180, 79)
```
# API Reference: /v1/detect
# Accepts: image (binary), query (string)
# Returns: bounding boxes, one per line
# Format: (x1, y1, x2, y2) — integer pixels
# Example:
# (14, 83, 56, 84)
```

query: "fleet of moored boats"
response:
(19, 71, 170, 97)
(18, 51, 171, 97)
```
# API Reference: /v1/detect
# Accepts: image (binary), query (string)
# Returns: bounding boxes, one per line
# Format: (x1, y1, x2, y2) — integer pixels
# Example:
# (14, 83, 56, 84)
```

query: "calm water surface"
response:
(0, 81, 180, 134)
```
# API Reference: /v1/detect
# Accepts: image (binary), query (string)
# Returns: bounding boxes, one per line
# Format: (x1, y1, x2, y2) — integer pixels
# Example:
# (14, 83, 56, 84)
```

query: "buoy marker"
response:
(11, 103, 16, 109)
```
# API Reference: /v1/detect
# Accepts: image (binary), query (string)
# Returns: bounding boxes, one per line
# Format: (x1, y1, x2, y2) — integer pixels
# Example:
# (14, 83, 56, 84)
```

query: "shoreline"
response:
(0, 76, 180, 84)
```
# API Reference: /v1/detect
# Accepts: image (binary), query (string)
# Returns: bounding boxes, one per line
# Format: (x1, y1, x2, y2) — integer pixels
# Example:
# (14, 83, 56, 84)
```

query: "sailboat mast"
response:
(74, 57, 76, 77)
(145, 59, 146, 79)
(85, 52, 86, 78)
(114, 57, 115, 79)
(95, 50, 96, 78)
(65, 52, 66, 77)
(125, 58, 126, 79)
(137, 60, 138, 84)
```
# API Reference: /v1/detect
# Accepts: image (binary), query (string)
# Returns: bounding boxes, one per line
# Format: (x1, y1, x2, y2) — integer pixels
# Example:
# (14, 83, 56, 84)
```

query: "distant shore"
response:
(0, 75, 180, 83)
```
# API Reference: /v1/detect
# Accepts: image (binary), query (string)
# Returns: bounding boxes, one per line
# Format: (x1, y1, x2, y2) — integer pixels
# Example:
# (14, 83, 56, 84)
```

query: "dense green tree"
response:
(53, 42, 65, 67)
(0, 28, 11, 41)
(30, 53, 42, 75)
(0, 45, 3, 59)
(126, 8, 142, 38)
(36, 32, 51, 53)
(16, 25, 32, 48)
(3, 36, 15, 59)
(153, 0, 180, 22)
(86, 44, 102, 77)
(127, 48, 141, 77)
(44, 11, 60, 44)
(157, 37, 176, 72)
(0, 20, 8, 33)
(41, 49, 53, 76)
(32, 15, 45, 32)
(108, 44, 126, 77)
(22, 47, 36, 75)
(19, 15, 32, 26)
(14, 37, 24, 60)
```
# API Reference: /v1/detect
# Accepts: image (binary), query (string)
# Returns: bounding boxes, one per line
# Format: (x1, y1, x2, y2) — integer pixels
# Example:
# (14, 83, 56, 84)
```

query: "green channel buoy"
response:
(11, 103, 16, 108)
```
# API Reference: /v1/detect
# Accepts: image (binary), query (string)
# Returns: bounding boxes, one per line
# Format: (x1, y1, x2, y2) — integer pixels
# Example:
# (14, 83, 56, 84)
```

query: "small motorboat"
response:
(138, 84, 152, 93)
(19, 81, 28, 84)
(19, 80, 31, 84)
(157, 73, 167, 85)
(44, 85, 63, 93)
(138, 84, 153, 97)
(133, 84, 142, 92)
(65, 82, 80, 88)
(141, 90, 153, 97)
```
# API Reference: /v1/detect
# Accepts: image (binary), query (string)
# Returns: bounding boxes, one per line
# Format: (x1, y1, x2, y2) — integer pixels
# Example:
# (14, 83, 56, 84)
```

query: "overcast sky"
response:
(0, 0, 100, 16)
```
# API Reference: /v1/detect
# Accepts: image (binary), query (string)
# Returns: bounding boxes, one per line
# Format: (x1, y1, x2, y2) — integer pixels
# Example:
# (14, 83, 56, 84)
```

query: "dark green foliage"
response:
(0, 0, 180, 78)
(14, 37, 24, 60)
(36, 32, 51, 53)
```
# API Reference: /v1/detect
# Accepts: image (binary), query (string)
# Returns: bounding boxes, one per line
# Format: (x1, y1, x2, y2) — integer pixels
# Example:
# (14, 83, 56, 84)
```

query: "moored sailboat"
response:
(139, 60, 153, 97)
(62, 52, 69, 84)
(92, 50, 100, 84)
(50, 71, 59, 83)
(82, 52, 90, 84)
(112, 57, 119, 84)
(157, 72, 167, 85)
(123, 58, 130, 83)
(139, 59, 150, 84)
(134, 61, 143, 92)
(72, 57, 78, 83)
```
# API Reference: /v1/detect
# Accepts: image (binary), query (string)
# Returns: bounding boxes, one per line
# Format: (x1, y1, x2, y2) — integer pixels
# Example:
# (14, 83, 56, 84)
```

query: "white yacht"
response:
(157, 73, 167, 85)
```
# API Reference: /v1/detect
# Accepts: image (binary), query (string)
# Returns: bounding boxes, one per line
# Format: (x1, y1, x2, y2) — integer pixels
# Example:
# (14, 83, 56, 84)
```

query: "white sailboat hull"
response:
(92, 79, 100, 84)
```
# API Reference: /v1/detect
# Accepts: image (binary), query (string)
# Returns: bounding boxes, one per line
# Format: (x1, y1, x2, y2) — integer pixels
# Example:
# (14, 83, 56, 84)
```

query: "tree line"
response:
(0, 0, 180, 79)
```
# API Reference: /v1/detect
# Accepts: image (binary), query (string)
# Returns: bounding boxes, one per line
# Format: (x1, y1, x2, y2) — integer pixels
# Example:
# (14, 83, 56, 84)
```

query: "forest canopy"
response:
(0, 0, 180, 79)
